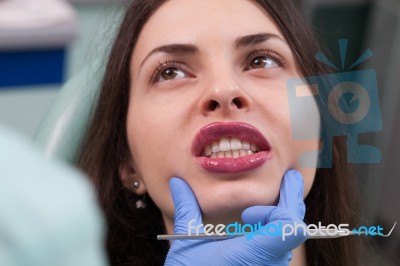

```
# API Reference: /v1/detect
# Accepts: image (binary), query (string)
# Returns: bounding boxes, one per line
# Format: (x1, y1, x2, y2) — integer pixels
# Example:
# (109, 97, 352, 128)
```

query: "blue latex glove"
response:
(165, 170, 307, 266)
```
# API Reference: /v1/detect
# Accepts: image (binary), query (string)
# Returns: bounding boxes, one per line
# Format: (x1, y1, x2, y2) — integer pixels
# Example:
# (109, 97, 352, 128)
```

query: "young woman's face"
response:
(126, 0, 320, 232)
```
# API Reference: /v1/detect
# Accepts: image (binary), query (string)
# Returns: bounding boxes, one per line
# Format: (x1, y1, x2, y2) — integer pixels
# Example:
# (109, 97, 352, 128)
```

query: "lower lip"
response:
(196, 151, 271, 174)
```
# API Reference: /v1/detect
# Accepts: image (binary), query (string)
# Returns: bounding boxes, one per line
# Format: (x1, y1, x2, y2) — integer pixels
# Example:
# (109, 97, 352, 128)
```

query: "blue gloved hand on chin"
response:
(164, 169, 307, 266)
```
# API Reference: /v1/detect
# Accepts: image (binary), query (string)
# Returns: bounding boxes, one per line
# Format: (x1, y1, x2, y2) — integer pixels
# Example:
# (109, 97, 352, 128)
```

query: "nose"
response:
(198, 78, 252, 116)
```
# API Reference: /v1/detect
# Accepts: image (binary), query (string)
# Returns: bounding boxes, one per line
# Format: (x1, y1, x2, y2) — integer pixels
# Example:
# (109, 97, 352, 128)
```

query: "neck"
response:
(291, 244, 307, 266)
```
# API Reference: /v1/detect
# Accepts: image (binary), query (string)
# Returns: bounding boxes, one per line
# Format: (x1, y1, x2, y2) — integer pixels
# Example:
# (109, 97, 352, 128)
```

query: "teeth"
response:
(202, 137, 260, 158)
(251, 144, 257, 152)
(230, 138, 241, 150)
(207, 149, 255, 158)
(242, 141, 250, 150)
(219, 138, 231, 152)
(212, 142, 220, 153)
(204, 145, 212, 156)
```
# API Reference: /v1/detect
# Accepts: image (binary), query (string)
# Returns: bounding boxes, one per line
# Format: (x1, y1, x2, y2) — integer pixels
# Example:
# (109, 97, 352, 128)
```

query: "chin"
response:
(195, 183, 280, 225)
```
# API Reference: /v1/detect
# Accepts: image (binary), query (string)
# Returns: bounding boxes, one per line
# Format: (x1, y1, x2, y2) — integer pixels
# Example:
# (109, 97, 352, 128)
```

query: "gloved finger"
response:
(241, 206, 277, 225)
(169, 177, 203, 234)
(277, 170, 305, 220)
(241, 170, 305, 224)
(244, 206, 307, 257)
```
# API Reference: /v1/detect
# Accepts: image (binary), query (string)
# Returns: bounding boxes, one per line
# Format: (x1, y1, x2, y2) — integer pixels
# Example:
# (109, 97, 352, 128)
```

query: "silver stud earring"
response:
(135, 194, 147, 209)
(132, 180, 147, 209)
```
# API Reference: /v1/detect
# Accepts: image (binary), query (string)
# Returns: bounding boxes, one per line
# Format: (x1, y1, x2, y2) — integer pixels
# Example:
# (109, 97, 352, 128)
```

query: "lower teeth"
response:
(209, 149, 255, 158)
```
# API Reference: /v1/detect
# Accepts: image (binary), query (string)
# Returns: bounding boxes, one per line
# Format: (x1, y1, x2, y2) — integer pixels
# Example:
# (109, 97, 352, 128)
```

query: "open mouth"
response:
(203, 138, 260, 158)
(192, 122, 272, 173)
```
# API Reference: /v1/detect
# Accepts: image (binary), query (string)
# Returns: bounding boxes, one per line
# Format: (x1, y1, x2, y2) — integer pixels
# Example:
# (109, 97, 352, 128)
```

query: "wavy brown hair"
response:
(78, 0, 361, 265)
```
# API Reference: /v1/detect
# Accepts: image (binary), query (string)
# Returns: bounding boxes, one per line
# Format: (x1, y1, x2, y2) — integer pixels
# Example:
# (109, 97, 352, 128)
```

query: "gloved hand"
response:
(165, 170, 307, 266)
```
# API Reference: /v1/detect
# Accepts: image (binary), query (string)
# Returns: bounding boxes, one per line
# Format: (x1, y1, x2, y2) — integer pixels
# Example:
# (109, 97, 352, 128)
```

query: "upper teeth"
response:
(203, 138, 259, 158)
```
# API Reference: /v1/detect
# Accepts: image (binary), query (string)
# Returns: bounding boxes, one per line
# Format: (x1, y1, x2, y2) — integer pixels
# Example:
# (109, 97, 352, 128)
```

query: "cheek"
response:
(288, 94, 320, 197)
(255, 81, 319, 198)
(254, 82, 299, 167)
(125, 98, 192, 219)
(287, 83, 321, 165)
(284, 88, 320, 198)
(125, 102, 173, 205)
(126, 95, 180, 168)
(299, 167, 317, 198)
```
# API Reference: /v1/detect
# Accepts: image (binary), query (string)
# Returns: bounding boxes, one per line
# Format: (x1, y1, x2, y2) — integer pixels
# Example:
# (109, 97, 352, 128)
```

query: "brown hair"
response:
(78, 0, 361, 265)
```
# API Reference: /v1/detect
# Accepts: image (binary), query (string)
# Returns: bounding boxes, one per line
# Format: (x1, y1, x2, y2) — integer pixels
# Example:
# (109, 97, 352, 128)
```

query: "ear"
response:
(119, 161, 147, 195)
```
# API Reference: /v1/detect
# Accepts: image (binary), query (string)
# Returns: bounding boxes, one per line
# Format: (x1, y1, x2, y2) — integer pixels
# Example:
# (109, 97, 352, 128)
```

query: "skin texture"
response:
(122, 0, 320, 239)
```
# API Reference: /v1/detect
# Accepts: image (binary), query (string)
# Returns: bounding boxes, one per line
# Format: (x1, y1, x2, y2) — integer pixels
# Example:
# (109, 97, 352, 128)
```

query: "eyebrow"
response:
(139, 44, 199, 70)
(139, 33, 285, 71)
(235, 33, 285, 48)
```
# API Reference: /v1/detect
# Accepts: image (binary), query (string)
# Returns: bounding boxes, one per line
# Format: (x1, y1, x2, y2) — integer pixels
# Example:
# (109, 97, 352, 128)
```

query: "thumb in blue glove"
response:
(165, 170, 307, 266)
(169, 174, 203, 236)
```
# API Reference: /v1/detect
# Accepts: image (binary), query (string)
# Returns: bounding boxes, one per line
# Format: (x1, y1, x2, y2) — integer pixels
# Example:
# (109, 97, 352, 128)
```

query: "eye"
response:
(151, 60, 193, 84)
(245, 50, 284, 71)
(248, 55, 279, 69)
(158, 67, 186, 82)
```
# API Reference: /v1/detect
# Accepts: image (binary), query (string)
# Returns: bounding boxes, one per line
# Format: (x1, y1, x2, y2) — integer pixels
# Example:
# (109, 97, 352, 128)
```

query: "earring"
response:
(132, 180, 147, 209)
(135, 194, 147, 209)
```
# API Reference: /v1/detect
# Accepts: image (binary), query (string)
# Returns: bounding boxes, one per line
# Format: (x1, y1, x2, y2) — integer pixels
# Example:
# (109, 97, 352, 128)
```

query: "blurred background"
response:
(0, 0, 399, 265)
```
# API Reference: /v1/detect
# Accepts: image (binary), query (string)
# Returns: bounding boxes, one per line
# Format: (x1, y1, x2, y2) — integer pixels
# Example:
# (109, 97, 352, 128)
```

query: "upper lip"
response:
(191, 121, 271, 157)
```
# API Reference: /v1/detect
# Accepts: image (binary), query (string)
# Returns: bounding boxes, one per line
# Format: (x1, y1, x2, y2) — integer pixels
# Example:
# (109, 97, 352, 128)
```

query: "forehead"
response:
(132, 0, 284, 62)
